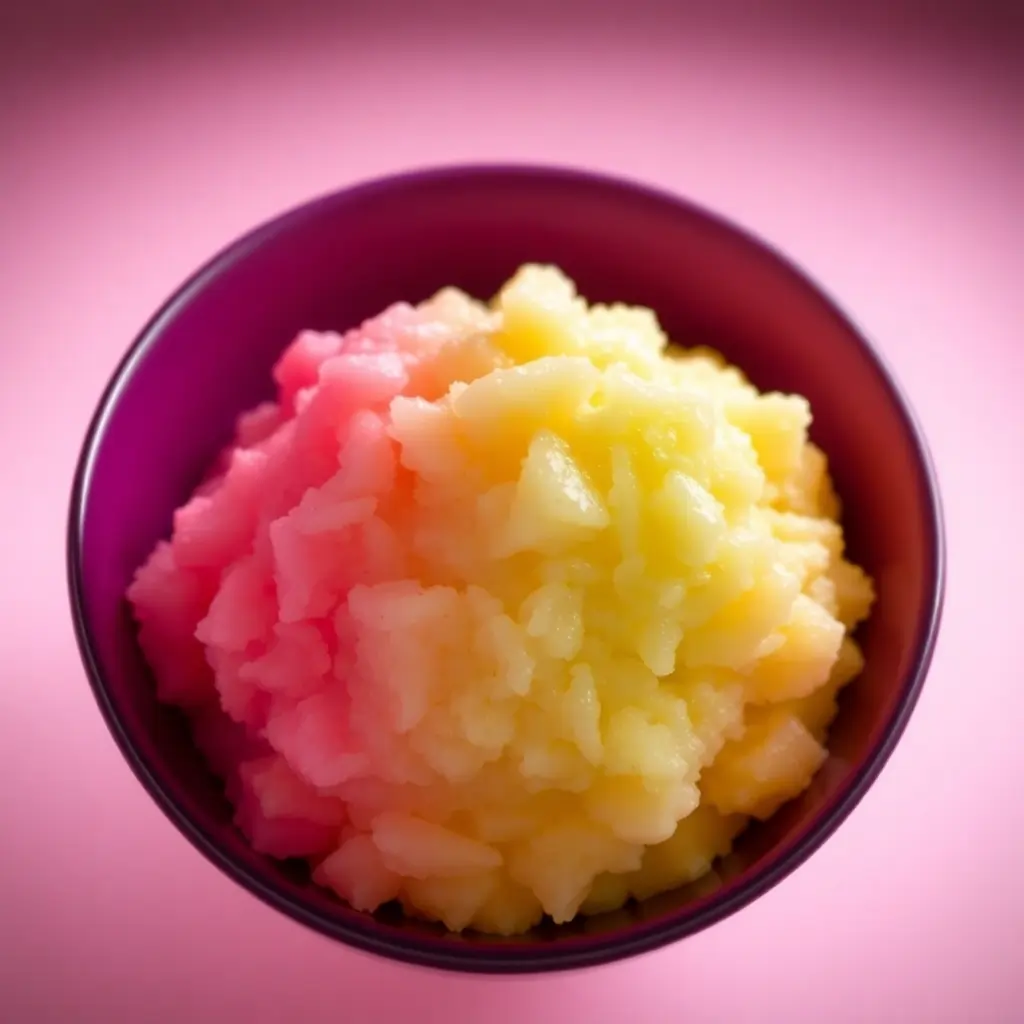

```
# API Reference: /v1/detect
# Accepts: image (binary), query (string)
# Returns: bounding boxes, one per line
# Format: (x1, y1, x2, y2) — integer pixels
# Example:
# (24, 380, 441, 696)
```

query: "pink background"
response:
(2, 1, 1021, 1020)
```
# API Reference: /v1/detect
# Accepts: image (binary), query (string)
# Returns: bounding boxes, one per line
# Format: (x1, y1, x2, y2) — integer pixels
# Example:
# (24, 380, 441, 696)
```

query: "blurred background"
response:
(1, 1, 1021, 1021)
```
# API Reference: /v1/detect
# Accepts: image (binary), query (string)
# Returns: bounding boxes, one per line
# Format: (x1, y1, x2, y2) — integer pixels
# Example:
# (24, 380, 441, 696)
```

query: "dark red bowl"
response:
(67, 165, 944, 973)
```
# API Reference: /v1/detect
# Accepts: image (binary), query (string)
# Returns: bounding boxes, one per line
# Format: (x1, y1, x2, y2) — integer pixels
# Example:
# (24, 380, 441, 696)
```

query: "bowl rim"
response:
(67, 161, 946, 973)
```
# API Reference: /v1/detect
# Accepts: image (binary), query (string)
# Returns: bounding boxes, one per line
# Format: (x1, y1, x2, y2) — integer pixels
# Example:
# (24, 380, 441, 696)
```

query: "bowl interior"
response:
(70, 166, 941, 971)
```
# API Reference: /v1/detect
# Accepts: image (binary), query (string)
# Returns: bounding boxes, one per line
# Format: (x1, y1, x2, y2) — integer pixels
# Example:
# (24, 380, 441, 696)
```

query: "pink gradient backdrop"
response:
(1, 1, 1021, 1020)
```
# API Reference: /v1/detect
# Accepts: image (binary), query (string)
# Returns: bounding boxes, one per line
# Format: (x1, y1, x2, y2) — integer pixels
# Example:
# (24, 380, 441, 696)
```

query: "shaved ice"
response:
(128, 265, 874, 934)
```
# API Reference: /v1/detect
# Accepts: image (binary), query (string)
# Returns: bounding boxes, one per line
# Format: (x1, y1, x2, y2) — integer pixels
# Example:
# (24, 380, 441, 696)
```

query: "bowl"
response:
(68, 164, 944, 973)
